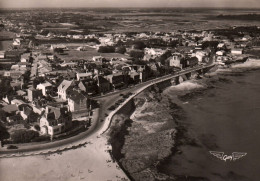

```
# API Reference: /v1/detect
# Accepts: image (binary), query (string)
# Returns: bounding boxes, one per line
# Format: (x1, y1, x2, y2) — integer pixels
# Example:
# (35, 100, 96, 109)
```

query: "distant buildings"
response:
(231, 49, 243, 55)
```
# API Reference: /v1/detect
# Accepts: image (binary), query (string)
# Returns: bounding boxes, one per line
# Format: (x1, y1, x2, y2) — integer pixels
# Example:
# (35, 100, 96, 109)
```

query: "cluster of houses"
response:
(0, 13, 256, 140)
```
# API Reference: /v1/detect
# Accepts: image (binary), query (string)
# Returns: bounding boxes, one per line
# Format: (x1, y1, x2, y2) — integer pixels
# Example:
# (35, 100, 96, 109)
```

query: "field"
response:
(57, 46, 130, 62)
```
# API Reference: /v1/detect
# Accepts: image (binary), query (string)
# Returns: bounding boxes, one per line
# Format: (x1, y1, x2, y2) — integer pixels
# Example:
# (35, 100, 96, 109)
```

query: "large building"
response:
(40, 106, 72, 136)
(57, 80, 75, 100)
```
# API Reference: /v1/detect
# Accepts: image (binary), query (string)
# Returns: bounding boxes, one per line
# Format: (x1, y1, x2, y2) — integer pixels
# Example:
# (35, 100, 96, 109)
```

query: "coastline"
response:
(109, 58, 260, 181)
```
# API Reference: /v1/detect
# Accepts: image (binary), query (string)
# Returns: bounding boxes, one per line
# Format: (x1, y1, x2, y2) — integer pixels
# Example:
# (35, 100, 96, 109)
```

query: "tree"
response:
(11, 130, 39, 143)
(0, 77, 13, 99)
(116, 40, 124, 46)
(159, 50, 172, 65)
(129, 50, 144, 60)
(0, 124, 10, 141)
(202, 41, 219, 50)
(32, 77, 45, 89)
(132, 40, 146, 50)
(98, 46, 115, 53)
(115, 46, 126, 54)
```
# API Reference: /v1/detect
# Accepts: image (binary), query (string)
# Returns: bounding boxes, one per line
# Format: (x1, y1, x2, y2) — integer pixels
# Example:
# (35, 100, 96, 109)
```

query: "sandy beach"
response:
(0, 134, 128, 181)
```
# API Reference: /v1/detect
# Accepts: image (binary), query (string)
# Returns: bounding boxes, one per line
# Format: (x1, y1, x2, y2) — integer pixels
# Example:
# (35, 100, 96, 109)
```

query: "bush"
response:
(31, 136, 50, 142)
(115, 46, 126, 54)
(11, 130, 39, 143)
(132, 40, 146, 50)
(98, 46, 115, 53)
(129, 50, 144, 59)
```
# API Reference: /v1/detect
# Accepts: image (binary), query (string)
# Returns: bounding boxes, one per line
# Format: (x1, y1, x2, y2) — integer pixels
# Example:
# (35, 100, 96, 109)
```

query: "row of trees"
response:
(98, 46, 126, 54)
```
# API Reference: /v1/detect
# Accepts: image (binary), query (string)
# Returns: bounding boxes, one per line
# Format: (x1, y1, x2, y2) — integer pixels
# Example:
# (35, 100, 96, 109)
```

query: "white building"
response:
(36, 82, 52, 96)
(57, 80, 75, 100)
(231, 49, 243, 55)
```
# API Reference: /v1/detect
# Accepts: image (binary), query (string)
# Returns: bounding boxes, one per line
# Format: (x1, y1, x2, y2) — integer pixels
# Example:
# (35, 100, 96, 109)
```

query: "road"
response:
(0, 63, 215, 155)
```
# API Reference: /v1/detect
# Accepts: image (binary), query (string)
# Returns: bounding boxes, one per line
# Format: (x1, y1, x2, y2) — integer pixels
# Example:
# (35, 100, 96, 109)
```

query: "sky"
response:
(0, 0, 260, 9)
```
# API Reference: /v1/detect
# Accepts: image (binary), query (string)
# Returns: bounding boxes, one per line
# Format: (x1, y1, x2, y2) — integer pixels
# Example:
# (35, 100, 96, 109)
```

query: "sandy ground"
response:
(0, 135, 128, 181)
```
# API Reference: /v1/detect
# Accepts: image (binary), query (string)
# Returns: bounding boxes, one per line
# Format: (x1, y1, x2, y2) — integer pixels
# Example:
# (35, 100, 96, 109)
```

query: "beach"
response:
(0, 133, 128, 181)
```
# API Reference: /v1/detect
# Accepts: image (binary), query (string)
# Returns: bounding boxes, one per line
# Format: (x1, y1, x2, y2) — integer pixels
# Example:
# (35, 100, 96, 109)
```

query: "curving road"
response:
(0, 63, 215, 156)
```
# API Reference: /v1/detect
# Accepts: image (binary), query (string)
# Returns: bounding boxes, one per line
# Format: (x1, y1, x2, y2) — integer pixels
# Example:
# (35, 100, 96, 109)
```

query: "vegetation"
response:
(0, 77, 13, 99)
(11, 130, 39, 143)
(115, 46, 126, 54)
(98, 46, 115, 53)
(0, 124, 10, 141)
(129, 50, 144, 59)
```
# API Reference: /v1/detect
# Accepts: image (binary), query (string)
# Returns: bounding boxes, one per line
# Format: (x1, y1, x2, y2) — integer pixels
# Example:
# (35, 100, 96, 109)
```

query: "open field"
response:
(58, 47, 130, 62)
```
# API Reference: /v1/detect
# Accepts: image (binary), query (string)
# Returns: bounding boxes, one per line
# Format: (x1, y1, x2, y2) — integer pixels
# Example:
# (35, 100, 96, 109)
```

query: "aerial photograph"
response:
(0, 0, 260, 180)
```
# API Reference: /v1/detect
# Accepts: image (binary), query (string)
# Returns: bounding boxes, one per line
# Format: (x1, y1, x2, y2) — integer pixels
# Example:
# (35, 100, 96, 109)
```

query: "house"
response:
(231, 49, 243, 55)
(94, 75, 111, 94)
(92, 56, 103, 62)
(40, 106, 72, 135)
(76, 71, 93, 81)
(217, 43, 227, 50)
(105, 72, 125, 89)
(194, 51, 208, 63)
(17, 62, 31, 69)
(57, 80, 75, 100)
(132, 65, 149, 82)
(67, 90, 88, 112)
(168, 53, 182, 68)
(129, 71, 140, 84)
(11, 99, 25, 106)
(144, 48, 165, 57)
(13, 38, 22, 47)
(216, 50, 225, 56)
(50, 44, 67, 51)
(0, 51, 5, 59)
(78, 79, 98, 95)
(38, 54, 47, 61)
(18, 104, 33, 121)
(187, 57, 199, 67)
(20, 53, 31, 62)
(27, 87, 43, 102)
(36, 82, 52, 96)
(60, 62, 77, 68)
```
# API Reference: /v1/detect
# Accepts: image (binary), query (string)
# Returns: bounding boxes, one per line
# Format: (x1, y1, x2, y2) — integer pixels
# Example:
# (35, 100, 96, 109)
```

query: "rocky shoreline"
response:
(108, 84, 185, 181)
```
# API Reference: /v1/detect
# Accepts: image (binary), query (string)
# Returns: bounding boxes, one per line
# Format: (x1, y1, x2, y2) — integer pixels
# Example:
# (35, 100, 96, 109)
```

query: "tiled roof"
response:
(58, 80, 74, 91)
(68, 90, 87, 103)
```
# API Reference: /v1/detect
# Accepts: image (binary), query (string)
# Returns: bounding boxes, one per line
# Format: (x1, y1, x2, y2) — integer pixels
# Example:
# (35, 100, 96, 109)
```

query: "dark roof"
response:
(68, 90, 87, 103)
(97, 76, 110, 84)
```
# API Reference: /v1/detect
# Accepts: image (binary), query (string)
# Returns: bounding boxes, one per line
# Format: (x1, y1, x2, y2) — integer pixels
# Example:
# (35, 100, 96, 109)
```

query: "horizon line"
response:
(1, 7, 260, 10)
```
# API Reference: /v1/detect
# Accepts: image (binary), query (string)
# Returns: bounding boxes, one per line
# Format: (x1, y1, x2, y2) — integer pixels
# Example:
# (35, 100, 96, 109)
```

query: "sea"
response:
(158, 61, 260, 181)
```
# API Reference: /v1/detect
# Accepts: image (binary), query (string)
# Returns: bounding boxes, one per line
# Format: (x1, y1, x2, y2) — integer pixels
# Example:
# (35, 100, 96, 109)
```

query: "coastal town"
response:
(0, 9, 259, 147)
(1, 7, 260, 181)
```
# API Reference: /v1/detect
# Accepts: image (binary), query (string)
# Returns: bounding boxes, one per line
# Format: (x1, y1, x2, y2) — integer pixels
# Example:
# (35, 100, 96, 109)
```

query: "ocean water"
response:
(158, 66, 260, 181)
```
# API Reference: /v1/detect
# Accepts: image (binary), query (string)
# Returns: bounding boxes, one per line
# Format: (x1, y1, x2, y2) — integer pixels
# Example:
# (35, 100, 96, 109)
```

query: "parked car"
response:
(7, 145, 18, 149)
